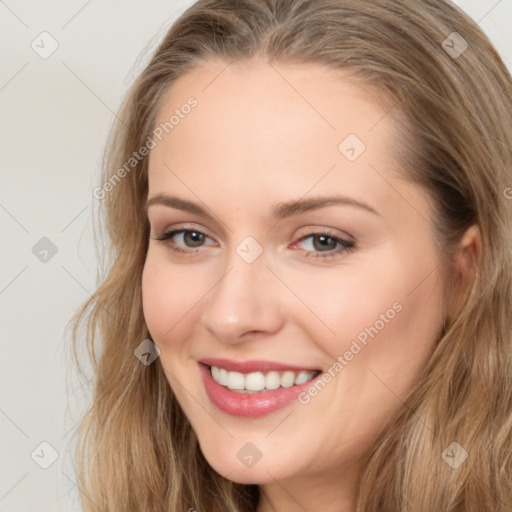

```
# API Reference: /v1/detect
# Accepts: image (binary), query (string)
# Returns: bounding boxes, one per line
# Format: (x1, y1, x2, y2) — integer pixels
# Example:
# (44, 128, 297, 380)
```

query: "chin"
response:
(207, 460, 278, 485)
(197, 440, 298, 485)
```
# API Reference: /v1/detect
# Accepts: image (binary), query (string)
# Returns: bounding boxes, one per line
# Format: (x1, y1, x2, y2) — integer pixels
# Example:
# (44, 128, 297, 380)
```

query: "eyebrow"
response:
(144, 193, 380, 219)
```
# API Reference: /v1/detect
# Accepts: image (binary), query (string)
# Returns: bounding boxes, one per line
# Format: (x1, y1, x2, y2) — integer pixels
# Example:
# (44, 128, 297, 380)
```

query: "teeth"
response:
(218, 368, 229, 386)
(226, 371, 245, 390)
(265, 371, 280, 390)
(210, 366, 317, 392)
(245, 371, 266, 391)
(294, 371, 312, 385)
(281, 371, 296, 388)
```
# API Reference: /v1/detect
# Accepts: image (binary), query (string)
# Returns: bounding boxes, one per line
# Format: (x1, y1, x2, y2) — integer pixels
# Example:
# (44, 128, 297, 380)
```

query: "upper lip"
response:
(199, 357, 320, 374)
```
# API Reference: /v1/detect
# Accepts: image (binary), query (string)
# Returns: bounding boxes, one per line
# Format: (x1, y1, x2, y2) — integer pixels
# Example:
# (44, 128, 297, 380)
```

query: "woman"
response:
(70, 0, 512, 510)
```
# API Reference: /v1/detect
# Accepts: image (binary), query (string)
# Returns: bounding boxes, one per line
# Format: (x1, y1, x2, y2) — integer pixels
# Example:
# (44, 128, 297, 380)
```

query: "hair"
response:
(68, 0, 512, 510)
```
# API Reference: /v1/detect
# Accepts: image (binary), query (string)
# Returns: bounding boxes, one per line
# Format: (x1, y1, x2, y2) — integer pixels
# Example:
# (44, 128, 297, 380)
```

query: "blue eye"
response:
(152, 228, 355, 260)
(153, 229, 215, 254)
(293, 232, 355, 260)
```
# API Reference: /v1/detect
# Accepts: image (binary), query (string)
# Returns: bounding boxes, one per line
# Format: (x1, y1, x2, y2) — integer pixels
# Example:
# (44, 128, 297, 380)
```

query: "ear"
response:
(452, 224, 481, 280)
(447, 224, 481, 321)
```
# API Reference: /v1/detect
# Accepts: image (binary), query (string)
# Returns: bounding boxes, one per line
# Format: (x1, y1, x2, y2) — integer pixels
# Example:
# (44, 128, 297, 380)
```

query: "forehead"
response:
(147, 58, 410, 220)
(153, 57, 394, 143)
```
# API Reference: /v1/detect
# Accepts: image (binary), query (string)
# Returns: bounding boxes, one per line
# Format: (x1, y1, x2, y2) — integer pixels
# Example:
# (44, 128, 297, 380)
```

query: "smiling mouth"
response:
(207, 364, 322, 394)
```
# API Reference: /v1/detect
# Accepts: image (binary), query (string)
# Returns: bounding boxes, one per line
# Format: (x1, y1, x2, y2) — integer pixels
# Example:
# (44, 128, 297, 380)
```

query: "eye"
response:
(292, 231, 355, 260)
(152, 226, 355, 261)
(152, 228, 215, 254)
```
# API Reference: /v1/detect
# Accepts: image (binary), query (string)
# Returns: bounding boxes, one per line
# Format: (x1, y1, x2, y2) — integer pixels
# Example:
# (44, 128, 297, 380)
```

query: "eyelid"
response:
(151, 223, 352, 246)
(152, 222, 216, 240)
(152, 223, 356, 262)
(293, 225, 354, 243)
(290, 231, 355, 259)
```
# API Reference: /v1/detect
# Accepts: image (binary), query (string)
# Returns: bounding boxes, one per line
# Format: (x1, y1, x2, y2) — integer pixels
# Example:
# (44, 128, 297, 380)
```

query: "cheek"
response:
(141, 254, 198, 344)
(279, 263, 403, 350)
(285, 256, 443, 370)
(287, 264, 443, 452)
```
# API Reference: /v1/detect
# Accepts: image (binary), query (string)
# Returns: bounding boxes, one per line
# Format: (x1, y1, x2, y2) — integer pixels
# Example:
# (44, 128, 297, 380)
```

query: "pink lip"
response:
(198, 362, 322, 418)
(199, 357, 319, 374)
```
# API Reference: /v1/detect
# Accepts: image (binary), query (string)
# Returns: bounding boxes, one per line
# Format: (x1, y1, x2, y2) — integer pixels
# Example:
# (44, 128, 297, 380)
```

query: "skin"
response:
(141, 58, 477, 512)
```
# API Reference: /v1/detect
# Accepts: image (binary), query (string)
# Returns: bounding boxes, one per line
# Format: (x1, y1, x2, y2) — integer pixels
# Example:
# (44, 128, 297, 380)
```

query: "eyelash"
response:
(152, 227, 355, 260)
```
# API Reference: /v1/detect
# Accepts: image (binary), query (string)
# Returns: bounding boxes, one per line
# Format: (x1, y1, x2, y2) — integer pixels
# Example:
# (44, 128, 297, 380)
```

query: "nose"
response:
(200, 250, 284, 345)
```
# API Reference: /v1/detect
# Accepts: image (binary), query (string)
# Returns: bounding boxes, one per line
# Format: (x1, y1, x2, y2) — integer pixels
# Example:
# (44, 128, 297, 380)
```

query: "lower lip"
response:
(199, 363, 321, 418)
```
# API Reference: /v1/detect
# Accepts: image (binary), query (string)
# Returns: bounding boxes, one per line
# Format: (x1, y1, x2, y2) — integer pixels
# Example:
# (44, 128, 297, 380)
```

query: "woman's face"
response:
(142, 58, 445, 486)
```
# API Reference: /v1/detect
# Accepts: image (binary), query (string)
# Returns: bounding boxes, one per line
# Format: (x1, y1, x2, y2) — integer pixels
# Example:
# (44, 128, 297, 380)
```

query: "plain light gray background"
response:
(1, 1, 511, 510)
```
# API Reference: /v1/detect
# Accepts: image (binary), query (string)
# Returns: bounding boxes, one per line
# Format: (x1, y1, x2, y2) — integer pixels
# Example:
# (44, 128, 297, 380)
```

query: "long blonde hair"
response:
(69, 0, 512, 510)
